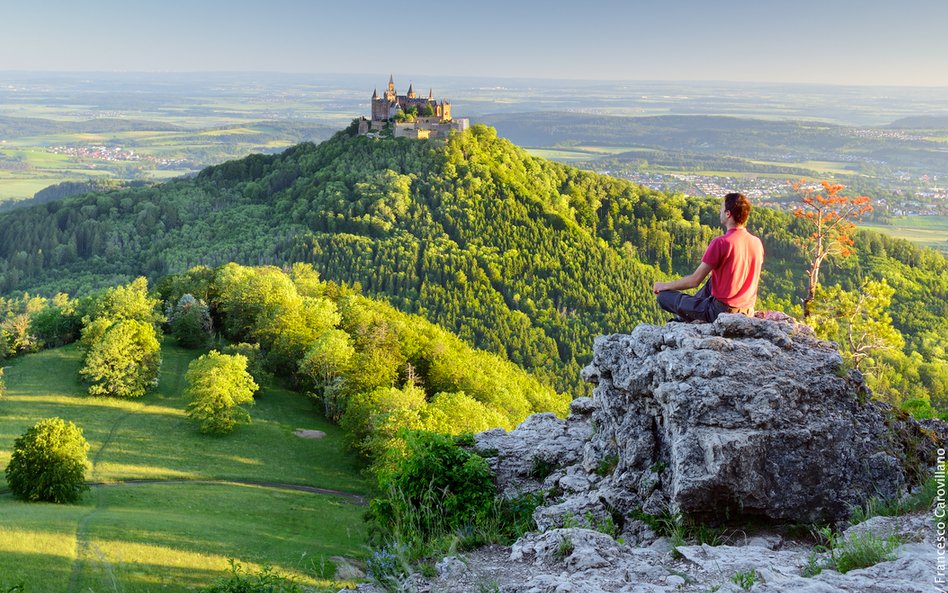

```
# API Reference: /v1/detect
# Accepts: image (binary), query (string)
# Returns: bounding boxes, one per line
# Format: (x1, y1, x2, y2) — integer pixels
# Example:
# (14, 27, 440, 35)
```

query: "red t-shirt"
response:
(701, 227, 764, 309)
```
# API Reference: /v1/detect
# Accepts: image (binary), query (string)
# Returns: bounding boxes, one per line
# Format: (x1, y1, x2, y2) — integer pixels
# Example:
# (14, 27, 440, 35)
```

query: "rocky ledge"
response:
(477, 314, 939, 529)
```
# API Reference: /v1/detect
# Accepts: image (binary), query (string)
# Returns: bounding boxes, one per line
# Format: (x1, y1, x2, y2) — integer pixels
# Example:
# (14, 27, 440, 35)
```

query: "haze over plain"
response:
(1, 0, 947, 86)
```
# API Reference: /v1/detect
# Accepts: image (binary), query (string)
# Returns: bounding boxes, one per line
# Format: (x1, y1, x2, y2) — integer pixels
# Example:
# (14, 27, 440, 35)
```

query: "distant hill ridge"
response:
(0, 123, 944, 397)
(887, 115, 948, 129)
(0, 114, 181, 138)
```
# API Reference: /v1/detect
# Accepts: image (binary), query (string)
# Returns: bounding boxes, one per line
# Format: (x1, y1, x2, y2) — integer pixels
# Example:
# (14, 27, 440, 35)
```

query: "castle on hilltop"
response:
(358, 75, 469, 139)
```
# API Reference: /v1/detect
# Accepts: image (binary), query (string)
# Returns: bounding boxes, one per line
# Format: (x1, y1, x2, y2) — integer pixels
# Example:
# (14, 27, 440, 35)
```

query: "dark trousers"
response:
(657, 281, 730, 323)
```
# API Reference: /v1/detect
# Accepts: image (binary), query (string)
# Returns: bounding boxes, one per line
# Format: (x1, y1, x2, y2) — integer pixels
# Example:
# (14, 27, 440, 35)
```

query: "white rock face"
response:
(579, 314, 922, 524)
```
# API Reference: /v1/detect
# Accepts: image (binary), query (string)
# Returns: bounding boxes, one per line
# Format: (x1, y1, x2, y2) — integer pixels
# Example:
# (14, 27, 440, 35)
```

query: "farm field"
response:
(0, 341, 369, 592)
(859, 216, 948, 252)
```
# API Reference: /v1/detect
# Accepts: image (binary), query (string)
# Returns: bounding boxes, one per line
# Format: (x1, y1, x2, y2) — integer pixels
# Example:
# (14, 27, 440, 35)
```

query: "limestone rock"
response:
(579, 314, 924, 523)
(474, 406, 594, 501)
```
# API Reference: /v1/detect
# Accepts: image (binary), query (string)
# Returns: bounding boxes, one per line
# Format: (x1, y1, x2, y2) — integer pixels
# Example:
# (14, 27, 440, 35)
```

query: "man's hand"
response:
(653, 263, 712, 295)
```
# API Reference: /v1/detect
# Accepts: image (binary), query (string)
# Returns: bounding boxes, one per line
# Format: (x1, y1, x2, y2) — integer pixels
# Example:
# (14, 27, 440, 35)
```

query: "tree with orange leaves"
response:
(791, 180, 873, 316)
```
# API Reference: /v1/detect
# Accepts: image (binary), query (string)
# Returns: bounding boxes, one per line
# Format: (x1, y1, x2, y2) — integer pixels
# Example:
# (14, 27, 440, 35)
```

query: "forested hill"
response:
(0, 123, 945, 399)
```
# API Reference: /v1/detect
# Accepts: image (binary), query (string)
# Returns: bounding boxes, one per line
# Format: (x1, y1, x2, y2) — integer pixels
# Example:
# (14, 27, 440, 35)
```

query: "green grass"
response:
(0, 341, 370, 592)
(860, 217, 948, 252)
(0, 176, 88, 200)
(524, 148, 600, 161)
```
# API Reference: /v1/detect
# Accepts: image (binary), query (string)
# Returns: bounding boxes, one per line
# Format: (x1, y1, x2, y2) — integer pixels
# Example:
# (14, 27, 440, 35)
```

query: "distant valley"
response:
(1, 73, 945, 251)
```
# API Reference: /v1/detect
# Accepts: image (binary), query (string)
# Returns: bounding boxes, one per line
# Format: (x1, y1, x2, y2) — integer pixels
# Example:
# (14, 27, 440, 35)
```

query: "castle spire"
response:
(388, 75, 395, 92)
(372, 88, 378, 99)
(407, 82, 416, 98)
(428, 88, 433, 100)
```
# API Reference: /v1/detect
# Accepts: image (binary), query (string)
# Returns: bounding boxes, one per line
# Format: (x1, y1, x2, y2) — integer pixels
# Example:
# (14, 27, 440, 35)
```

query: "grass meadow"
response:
(860, 216, 948, 252)
(0, 342, 370, 592)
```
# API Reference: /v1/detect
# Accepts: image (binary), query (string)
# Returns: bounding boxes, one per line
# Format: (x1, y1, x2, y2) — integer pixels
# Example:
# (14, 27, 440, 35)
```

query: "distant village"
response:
(47, 145, 188, 169)
(601, 169, 947, 217)
(358, 76, 469, 139)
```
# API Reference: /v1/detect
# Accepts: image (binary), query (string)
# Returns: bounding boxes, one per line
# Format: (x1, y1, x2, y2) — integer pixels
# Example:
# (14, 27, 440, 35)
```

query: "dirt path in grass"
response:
(87, 478, 367, 505)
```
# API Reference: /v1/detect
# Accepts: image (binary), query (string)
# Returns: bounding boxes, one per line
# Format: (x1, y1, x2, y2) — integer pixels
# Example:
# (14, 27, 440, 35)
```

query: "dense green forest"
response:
(0, 124, 944, 409)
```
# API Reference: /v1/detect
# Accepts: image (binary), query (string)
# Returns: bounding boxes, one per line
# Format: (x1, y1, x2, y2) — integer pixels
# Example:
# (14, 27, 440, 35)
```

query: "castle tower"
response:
(428, 88, 433, 101)
(385, 75, 397, 103)
(371, 88, 386, 121)
(407, 82, 416, 99)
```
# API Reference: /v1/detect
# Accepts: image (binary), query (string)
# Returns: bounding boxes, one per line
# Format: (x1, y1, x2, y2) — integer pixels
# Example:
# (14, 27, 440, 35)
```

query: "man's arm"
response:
(653, 262, 712, 294)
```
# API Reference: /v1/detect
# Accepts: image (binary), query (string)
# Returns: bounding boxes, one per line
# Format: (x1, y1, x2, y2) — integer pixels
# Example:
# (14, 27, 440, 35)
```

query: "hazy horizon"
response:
(2, 0, 947, 87)
(3, 70, 948, 90)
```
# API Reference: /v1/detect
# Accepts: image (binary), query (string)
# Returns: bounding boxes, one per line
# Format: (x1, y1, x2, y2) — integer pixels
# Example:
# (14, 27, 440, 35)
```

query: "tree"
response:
(170, 294, 212, 348)
(0, 366, 5, 399)
(809, 279, 904, 395)
(89, 276, 163, 327)
(222, 342, 269, 384)
(29, 297, 84, 348)
(185, 351, 259, 434)
(298, 329, 355, 421)
(5, 417, 90, 503)
(791, 180, 873, 315)
(252, 295, 340, 374)
(79, 319, 161, 398)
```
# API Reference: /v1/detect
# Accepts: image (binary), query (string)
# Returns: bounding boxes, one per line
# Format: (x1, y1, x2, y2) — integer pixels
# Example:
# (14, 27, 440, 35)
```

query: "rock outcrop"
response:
(478, 314, 938, 529)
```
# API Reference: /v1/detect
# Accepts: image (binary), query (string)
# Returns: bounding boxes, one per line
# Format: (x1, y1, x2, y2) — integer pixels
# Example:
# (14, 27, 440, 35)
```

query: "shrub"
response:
(5, 417, 90, 503)
(366, 544, 411, 593)
(369, 431, 497, 540)
(79, 319, 161, 398)
(0, 367, 5, 399)
(186, 351, 258, 434)
(200, 559, 300, 593)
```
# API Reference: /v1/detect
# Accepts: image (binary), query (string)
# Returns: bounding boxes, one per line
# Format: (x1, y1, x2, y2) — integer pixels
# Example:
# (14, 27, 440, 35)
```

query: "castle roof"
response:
(372, 88, 378, 99)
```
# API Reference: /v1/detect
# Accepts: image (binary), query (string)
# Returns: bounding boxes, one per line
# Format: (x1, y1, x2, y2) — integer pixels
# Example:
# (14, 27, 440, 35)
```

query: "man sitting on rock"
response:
(652, 192, 764, 323)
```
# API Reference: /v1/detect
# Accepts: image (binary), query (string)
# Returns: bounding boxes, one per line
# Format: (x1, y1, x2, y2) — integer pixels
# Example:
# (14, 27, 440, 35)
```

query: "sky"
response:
(1, 0, 946, 86)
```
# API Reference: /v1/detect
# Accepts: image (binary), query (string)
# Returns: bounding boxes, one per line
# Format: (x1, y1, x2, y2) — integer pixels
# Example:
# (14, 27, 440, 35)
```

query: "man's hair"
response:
(724, 192, 751, 225)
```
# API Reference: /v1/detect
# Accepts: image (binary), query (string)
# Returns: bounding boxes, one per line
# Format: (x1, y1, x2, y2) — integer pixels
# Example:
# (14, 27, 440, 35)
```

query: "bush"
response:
(5, 417, 90, 503)
(369, 431, 497, 541)
(186, 351, 259, 434)
(200, 560, 300, 593)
